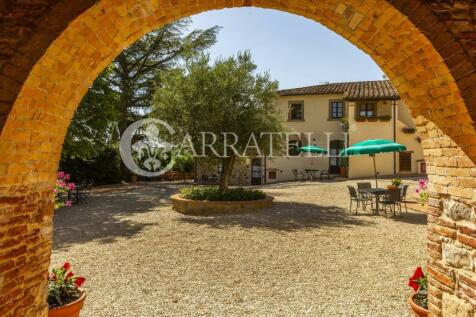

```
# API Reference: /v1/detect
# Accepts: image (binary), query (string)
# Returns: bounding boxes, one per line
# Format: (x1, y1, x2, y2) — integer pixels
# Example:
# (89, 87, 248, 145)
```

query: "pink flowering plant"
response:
(55, 171, 75, 209)
(48, 262, 86, 308)
(416, 179, 428, 205)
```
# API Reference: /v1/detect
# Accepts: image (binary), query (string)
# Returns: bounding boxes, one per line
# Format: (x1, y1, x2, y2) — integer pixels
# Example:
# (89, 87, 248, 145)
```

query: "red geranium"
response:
(48, 262, 85, 308)
(408, 266, 424, 291)
(408, 266, 428, 309)
(74, 276, 86, 287)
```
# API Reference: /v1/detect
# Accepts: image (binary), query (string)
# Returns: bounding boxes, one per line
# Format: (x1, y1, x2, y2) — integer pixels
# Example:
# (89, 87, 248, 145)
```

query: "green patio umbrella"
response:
(339, 139, 406, 187)
(299, 145, 328, 154)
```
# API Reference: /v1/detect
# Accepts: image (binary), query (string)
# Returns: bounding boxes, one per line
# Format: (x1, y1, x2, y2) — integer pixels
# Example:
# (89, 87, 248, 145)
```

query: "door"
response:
(329, 140, 344, 174)
(399, 151, 412, 172)
(251, 158, 262, 185)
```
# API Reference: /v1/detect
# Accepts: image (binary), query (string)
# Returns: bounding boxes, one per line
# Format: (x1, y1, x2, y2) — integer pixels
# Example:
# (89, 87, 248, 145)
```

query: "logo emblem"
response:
(119, 119, 176, 177)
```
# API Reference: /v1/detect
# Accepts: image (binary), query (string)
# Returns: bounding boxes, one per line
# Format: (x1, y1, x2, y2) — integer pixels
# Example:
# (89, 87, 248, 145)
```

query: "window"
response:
(268, 171, 277, 180)
(288, 140, 301, 156)
(399, 152, 412, 172)
(329, 100, 344, 119)
(288, 102, 304, 120)
(358, 102, 376, 119)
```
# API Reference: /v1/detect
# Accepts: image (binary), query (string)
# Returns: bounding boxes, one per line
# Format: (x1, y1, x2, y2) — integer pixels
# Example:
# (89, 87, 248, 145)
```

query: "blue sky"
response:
(189, 8, 385, 90)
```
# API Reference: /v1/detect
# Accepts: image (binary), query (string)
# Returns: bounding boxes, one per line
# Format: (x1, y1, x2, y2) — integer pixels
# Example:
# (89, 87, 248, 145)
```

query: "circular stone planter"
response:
(171, 194, 274, 215)
(49, 291, 86, 317)
(408, 293, 428, 317)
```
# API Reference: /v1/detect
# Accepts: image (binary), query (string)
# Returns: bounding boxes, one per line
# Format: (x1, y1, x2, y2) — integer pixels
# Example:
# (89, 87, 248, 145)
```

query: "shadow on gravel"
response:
(52, 185, 180, 250)
(390, 211, 427, 225)
(179, 201, 373, 232)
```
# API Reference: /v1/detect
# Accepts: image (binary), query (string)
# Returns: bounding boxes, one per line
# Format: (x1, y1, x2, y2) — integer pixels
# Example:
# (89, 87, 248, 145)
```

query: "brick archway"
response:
(0, 1, 475, 316)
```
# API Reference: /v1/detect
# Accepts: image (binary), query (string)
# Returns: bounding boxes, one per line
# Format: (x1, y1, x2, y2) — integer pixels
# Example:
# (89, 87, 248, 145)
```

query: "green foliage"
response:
(153, 51, 284, 155)
(61, 19, 220, 182)
(173, 154, 194, 172)
(391, 177, 402, 186)
(378, 115, 392, 122)
(179, 186, 266, 201)
(153, 51, 285, 191)
(60, 147, 122, 185)
(62, 66, 120, 161)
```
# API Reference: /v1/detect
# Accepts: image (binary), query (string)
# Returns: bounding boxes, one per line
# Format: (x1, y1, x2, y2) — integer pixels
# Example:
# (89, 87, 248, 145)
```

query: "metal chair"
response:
(357, 182, 374, 209)
(77, 181, 93, 204)
(357, 182, 372, 190)
(400, 184, 409, 213)
(381, 188, 402, 218)
(320, 170, 330, 181)
(292, 169, 306, 181)
(347, 185, 367, 214)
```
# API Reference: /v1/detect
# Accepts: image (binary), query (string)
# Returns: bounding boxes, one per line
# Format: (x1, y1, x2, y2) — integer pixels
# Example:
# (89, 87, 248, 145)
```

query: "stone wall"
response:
(196, 159, 251, 186)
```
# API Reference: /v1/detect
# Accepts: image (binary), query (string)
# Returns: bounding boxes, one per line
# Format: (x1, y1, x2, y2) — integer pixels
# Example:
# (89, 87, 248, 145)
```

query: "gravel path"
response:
(51, 178, 427, 317)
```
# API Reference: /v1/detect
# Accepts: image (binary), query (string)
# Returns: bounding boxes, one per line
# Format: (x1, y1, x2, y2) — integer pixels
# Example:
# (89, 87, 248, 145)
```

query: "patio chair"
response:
(400, 184, 409, 213)
(292, 169, 306, 181)
(347, 185, 367, 214)
(357, 182, 374, 209)
(320, 169, 330, 181)
(357, 182, 372, 190)
(381, 188, 402, 218)
(76, 181, 93, 204)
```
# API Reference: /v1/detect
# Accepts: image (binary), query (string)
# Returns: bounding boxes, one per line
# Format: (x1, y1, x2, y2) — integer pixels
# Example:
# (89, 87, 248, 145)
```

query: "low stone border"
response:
(170, 194, 274, 215)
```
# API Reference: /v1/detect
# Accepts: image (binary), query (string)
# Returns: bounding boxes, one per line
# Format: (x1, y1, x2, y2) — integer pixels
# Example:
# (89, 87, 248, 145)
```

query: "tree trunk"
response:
(118, 77, 134, 181)
(219, 155, 235, 193)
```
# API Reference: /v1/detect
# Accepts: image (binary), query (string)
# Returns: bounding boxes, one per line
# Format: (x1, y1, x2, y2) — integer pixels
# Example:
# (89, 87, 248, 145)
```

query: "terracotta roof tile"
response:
(277, 80, 399, 100)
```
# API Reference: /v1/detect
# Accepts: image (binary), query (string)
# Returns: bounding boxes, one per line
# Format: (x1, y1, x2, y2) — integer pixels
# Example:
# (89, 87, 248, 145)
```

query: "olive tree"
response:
(153, 52, 285, 192)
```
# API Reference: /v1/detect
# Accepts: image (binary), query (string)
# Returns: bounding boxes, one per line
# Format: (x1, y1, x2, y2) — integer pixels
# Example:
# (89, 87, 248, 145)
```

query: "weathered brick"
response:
(428, 265, 456, 289)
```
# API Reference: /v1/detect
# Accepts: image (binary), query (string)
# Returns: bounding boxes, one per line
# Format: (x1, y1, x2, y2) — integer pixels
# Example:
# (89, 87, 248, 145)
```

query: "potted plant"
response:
(387, 177, 402, 189)
(48, 262, 86, 317)
(416, 179, 428, 205)
(340, 118, 349, 132)
(408, 267, 428, 317)
(378, 115, 392, 122)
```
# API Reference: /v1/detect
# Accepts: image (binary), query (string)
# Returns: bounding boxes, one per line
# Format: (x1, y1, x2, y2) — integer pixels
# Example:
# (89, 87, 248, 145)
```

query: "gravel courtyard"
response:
(51, 179, 427, 317)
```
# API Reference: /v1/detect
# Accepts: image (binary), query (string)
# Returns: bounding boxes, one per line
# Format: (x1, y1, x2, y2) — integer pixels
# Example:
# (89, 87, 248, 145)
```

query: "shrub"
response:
(179, 186, 266, 201)
(48, 262, 85, 308)
(60, 147, 122, 185)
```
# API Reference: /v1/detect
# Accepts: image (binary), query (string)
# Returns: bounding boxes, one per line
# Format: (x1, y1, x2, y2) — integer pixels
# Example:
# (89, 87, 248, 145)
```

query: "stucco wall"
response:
(346, 100, 424, 178)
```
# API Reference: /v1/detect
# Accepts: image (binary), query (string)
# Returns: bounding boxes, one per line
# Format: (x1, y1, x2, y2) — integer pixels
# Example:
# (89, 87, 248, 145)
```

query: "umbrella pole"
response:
(372, 154, 378, 187)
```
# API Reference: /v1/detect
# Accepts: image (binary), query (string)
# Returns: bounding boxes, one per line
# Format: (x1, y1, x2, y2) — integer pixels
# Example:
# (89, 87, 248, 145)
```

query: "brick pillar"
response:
(419, 119, 476, 317)
(0, 183, 54, 316)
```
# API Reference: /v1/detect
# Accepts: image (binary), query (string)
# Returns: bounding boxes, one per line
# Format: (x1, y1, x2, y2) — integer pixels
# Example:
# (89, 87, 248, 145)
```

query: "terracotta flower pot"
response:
(387, 185, 399, 190)
(408, 293, 428, 317)
(48, 292, 86, 317)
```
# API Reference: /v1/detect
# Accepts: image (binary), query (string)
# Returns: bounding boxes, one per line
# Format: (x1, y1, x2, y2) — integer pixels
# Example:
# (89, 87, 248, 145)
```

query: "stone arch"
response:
(0, 1, 475, 316)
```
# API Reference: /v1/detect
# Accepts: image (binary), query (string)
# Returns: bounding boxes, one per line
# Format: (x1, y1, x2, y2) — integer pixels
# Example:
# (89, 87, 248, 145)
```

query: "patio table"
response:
(358, 188, 387, 214)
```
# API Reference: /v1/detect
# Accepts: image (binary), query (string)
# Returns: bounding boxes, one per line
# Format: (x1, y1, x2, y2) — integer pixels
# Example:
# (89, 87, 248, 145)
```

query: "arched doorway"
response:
(0, 1, 475, 316)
